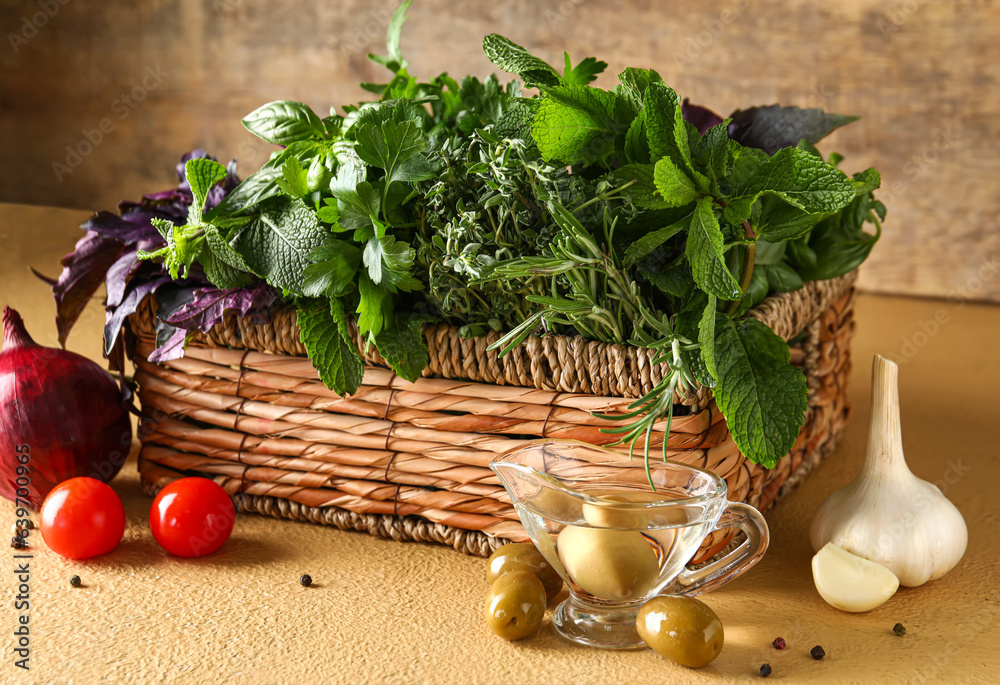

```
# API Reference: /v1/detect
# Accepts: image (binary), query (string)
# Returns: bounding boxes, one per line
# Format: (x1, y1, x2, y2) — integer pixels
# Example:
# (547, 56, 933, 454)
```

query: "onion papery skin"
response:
(1, 307, 132, 509)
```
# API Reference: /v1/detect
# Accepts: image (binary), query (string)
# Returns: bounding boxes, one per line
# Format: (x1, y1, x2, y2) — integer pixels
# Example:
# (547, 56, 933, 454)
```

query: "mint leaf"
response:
(616, 67, 663, 114)
(374, 312, 432, 382)
(713, 315, 808, 467)
(763, 261, 804, 292)
(699, 294, 718, 380)
(756, 194, 825, 241)
(623, 215, 690, 266)
(644, 83, 693, 173)
(653, 156, 700, 208)
(233, 198, 328, 295)
(242, 100, 326, 146)
(297, 299, 363, 395)
(562, 53, 608, 85)
(686, 197, 740, 300)
(692, 121, 736, 186)
(185, 158, 227, 224)
(673, 292, 715, 387)
(482, 34, 560, 88)
(728, 105, 860, 155)
(301, 240, 361, 297)
(727, 146, 855, 216)
(532, 85, 622, 165)
(623, 113, 649, 164)
(613, 164, 668, 209)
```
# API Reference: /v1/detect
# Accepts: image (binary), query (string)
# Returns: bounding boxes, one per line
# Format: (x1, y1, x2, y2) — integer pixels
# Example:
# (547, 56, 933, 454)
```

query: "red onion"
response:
(1, 306, 132, 508)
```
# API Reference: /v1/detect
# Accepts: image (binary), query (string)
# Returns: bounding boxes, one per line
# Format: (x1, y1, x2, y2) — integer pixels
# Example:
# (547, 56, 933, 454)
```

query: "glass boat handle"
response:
(661, 502, 770, 596)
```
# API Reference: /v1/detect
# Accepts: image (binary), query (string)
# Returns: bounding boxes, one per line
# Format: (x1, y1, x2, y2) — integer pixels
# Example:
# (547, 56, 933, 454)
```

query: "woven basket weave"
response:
(128, 271, 857, 559)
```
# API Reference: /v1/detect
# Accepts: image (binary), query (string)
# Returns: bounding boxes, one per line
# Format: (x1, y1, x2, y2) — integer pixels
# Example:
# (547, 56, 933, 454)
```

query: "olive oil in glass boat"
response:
(491, 441, 769, 649)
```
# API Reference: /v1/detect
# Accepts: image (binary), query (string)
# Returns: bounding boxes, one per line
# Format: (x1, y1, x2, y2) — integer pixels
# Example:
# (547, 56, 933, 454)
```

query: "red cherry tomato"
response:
(40, 477, 126, 559)
(150, 478, 235, 557)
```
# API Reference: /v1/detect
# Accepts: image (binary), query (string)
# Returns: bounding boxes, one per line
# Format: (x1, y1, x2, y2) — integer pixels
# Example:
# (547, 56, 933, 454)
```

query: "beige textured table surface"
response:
(1, 203, 998, 684)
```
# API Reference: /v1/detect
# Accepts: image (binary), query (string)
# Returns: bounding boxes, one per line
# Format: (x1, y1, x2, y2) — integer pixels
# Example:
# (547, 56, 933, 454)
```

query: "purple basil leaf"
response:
(727, 105, 860, 155)
(50, 231, 125, 347)
(681, 99, 724, 135)
(147, 328, 187, 363)
(103, 274, 172, 356)
(82, 211, 164, 244)
(164, 284, 278, 332)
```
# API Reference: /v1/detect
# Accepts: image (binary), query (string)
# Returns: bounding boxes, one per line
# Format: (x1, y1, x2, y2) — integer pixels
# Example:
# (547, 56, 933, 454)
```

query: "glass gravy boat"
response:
(491, 440, 769, 649)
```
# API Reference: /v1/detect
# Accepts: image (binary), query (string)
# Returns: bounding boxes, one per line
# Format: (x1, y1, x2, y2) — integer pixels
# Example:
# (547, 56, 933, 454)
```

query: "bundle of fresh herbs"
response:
(51, 1, 883, 480)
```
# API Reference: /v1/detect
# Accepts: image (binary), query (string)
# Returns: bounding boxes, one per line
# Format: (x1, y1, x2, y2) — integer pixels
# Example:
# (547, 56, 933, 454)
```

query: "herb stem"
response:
(726, 219, 757, 315)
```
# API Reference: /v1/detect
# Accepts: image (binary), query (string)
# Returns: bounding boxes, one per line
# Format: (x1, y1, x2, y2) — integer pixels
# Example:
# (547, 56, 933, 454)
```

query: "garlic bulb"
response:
(810, 355, 967, 587)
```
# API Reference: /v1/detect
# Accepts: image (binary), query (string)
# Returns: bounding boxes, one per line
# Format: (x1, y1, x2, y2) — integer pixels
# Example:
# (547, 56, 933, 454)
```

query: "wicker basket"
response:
(127, 271, 856, 559)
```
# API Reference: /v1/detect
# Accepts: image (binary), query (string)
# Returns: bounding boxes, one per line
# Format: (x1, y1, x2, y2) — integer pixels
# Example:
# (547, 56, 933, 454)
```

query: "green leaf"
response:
(756, 194, 825, 241)
(713, 315, 808, 467)
(562, 53, 608, 85)
(653, 156, 700, 208)
(357, 272, 394, 338)
(673, 292, 715, 387)
(623, 113, 649, 164)
(623, 216, 691, 266)
(763, 261, 804, 292)
(699, 294, 718, 380)
(616, 67, 663, 114)
(206, 167, 281, 218)
(301, 240, 362, 297)
(354, 112, 434, 186)
(532, 85, 622, 165)
(852, 167, 881, 196)
(643, 83, 693, 173)
(232, 198, 328, 295)
(693, 121, 736, 186)
(754, 239, 786, 266)
(374, 312, 433, 382)
(297, 299, 363, 395)
(482, 34, 560, 88)
(242, 100, 326, 146)
(727, 146, 855, 216)
(185, 158, 227, 224)
(275, 157, 310, 198)
(330, 164, 381, 234)
(367, 0, 411, 72)
(362, 234, 416, 290)
(728, 105, 860, 155)
(686, 197, 740, 300)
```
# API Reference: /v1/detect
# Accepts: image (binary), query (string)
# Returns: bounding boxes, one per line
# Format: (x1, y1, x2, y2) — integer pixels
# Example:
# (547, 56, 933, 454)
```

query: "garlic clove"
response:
(812, 543, 899, 612)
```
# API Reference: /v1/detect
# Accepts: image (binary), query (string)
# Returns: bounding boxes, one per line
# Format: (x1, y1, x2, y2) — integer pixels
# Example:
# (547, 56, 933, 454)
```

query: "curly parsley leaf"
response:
(562, 53, 608, 85)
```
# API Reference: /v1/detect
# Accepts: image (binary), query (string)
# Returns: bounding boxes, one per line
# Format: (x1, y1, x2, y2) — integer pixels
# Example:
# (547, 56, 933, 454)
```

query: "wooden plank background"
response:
(1, 0, 997, 301)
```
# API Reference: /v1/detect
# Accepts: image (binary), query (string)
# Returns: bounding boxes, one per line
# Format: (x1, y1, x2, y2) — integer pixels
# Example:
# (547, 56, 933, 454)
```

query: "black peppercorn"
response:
(10, 535, 26, 550)
(299, 574, 313, 587)
(760, 663, 772, 677)
(893, 622, 906, 636)
(810, 645, 826, 660)
(69, 575, 81, 588)
(772, 637, 786, 650)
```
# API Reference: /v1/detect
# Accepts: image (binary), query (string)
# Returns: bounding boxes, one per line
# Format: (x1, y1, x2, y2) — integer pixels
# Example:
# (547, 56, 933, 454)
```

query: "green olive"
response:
(582, 493, 649, 529)
(487, 543, 564, 601)
(557, 525, 659, 601)
(484, 571, 546, 640)
(636, 596, 724, 668)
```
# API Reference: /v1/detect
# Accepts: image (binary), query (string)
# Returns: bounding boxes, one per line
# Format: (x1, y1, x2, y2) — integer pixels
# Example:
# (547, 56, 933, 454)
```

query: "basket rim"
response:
(127, 270, 857, 404)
